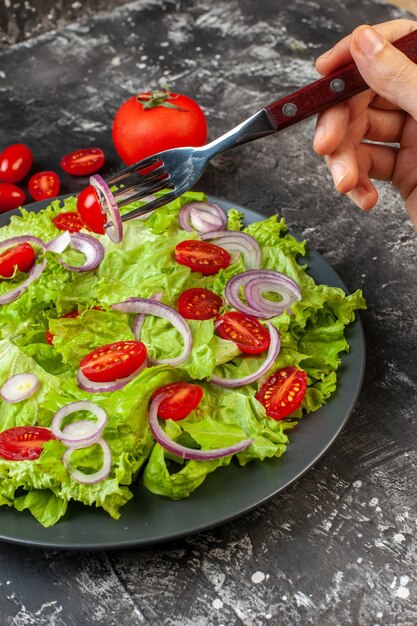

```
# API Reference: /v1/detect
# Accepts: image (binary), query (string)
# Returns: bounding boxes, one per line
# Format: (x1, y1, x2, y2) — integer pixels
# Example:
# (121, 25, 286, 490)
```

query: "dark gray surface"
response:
(0, 0, 416, 625)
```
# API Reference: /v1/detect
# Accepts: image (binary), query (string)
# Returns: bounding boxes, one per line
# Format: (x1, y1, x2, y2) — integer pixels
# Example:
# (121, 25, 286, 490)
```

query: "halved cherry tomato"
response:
(178, 288, 223, 320)
(216, 311, 270, 355)
(77, 185, 106, 234)
(175, 240, 231, 275)
(46, 307, 103, 345)
(0, 242, 35, 279)
(256, 367, 307, 420)
(0, 426, 56, 461)
(80, 340, 147, 383)
(60, 148, 105, 176)
(152, 382, 203, 420)
(28, 171, 60, 201)
(0, 144, 33, 183)
(53, 211, 84, 233)
(0, 182, 26, 213)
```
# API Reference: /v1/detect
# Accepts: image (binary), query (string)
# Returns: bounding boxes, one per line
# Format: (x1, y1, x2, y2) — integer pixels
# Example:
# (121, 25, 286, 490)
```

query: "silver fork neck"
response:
(203, 109, 275, 159)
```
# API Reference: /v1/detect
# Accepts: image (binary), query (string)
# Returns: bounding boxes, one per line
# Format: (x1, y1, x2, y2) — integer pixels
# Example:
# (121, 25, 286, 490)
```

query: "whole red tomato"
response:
(0, 183, 26, 213)
(0, 144, 33, 184)
(112, 89, 207, 165)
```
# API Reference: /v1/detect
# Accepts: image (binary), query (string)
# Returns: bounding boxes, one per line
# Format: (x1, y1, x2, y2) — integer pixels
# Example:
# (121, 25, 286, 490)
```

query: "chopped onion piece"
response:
(46, 231, 71, 254)
(179, 202, 227, 233)
(0, 236, 47, 306)
(51, 401, 108, 446)
(0, 373, 40, 404)
(201, 230, 262, 269)
(112, 297, 192, 366)
(63, 437, 112, 484)
(53, 232, 104, 272)
(210, 322, 281, 387)
(149, 393, 253, 460)
(90, 174, 123, 243)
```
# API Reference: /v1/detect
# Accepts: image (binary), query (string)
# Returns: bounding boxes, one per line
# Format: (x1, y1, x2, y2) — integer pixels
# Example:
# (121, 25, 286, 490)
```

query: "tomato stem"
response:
(137, 88, 188, 112)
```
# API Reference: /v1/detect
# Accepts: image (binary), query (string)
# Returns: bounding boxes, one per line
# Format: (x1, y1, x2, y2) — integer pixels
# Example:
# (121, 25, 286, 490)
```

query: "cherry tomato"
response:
(216, 311, 270, 355)
(175, 240, 231, 275)
(0, 183, 26, 213)
(46, 307, 103, 345)
(0, 242, 35, 279)
(112, 90, 207, 165)
(28, 171, 60, 201)
(53, 211, 84, 233)
(0, 426, 56, 461)
(152, 382, 203, 420)
(80, 340, 147, 383)
(178, 288, 223, 320)
(0, 144, 33, 184)
(76, 185, 106, 234)
(256, 367, 307, 420)
(60, 148, 105, 176)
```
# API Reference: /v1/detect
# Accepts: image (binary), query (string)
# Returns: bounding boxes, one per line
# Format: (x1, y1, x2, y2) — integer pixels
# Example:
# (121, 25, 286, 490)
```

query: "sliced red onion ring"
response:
(63, 437, 112, 484)
(51, 400, 108, 446)
(179, 202, 227, 233)
(210, 321, 280, 388)
(112, 298, 192, 366)
(201, 230, 262, 269)
(54, 232, 104, 273)
(225, 270, 301, 319)
(90, 174, 123, 243)
(149, 393, 253, 460)
(77, 359, 148, 393)
(0, 373, 40, 403)
(132, 292, 163, 339)
(0, 236, 47, 306)
(46, 231, 71, 254)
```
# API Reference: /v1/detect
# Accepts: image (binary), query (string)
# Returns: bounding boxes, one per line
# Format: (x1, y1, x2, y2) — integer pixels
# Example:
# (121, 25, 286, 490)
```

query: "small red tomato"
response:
(178, 288, 223, 320)
(28, 171, 60, 201)
(0, 144, 33, 183)
(0, 426, 56, 461)
(0, 242, 35, 278)
(76, 185, 106, 234)
(175, 240, 231, 275)
(80, 340, 147, 383)
(256, 367, 307, 420)
(216, 311, 270, 355)
(60, 148, 105, 177)
(53, 211, 84, 233)
(152, 382, 203, 420)
(0, 182, 26, 213)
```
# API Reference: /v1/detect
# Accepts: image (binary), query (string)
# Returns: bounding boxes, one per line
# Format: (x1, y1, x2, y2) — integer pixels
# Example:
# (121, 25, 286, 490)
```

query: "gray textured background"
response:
(0, 1, 416, 625)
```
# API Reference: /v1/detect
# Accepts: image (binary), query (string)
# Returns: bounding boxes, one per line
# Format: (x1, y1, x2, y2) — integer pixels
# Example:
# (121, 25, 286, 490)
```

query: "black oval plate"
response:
(0, 195, 365, 550)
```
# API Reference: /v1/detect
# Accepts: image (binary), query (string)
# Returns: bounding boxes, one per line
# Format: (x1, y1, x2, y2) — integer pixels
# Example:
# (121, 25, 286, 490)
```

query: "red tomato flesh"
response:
(60, 148, 105, 176)
(77, 185, 106, 234)
(28, 171, 60, 201)
(80, 340, 147, 383)
(152, 382, 203, 420)
(178, 288, 223, 320)
(0, 242, 35, 278)
(175, 240, 231, 275)
(256, 367, 307, 420)
(216, 311, 270, 354)
(0, 144, 33, 184)
(0, 182, 26, 213)
(53, 211, 84, 233)
(0, 426, 56, 461)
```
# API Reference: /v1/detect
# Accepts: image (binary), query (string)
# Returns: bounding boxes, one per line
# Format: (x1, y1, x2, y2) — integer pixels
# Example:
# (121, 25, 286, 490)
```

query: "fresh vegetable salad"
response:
(0, 192, 365, 526)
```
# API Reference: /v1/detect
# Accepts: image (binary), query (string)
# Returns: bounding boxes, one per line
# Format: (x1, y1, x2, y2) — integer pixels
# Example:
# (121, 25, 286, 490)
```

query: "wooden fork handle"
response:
(264, 28, 417, 130)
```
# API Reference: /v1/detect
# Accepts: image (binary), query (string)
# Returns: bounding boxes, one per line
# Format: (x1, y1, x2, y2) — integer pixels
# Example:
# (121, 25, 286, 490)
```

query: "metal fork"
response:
(103, 29, 417, 227)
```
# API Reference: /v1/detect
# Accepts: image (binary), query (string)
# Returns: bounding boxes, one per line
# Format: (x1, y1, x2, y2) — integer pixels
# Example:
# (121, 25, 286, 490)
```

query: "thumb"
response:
(350, 25, 417, 119)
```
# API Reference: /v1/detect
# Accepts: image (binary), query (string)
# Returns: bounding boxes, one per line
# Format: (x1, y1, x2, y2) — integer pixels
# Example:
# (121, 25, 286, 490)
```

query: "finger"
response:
(347, 177, 378, 211)
(405, 187, 417, 227)
(347, 143, 398, 211)
(365, 107, 406, 143)
(313, 103, 350, 155)
(325, 141, 359, 193)
(315, 19, 417, 74)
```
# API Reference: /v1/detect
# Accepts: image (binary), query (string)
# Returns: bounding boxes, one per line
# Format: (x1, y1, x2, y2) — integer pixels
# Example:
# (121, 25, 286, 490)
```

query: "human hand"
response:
(313, 19, 417, 228)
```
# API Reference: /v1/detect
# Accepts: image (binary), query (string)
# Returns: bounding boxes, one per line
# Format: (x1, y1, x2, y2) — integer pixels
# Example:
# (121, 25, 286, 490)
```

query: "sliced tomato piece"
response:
(60, 148, 105, 177)
(175, 240, 231, 275)
(80, 340, 147, 383)
(152, 382, 203, 420)
(0, 242, 35, 279)
(0, 426, 56, 461)
(216, 311, 270, 354)
(53, 211, 84, 233)
(0, 182, 26, 213)
(28, 171, 60, 201)
(256, 367, 307, 420)
(178, 288, 223, 320)
(77, 185, 106, 234)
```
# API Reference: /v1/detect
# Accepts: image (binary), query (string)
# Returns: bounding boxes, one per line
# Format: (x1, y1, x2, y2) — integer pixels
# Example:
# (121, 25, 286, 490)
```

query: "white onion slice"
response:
(51, 400, 108, 446)
(149, 393, 253, 460)
(0, 236, 47, 305)
(90, 174, 123, 243)
(112, 298, 192, 366)
(201, 230, 262, 269)
(77, 359, 148, 393)
(210, 322, 281, 388)
(55, 233, 104, 272)
(0, 373, 40, 403)
(132, 292, 163, 339)
(179, 202, 227, 233)
(46, 232, 71, 254)
(63, 437, 112, 484)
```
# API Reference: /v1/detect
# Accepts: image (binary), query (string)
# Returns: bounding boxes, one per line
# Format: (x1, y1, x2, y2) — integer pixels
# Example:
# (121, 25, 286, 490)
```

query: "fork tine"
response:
(118, 190, 179, 222)
(107, 155, 164, 185)
(117, 179, 174, 208)
(113, 165, 168, 196)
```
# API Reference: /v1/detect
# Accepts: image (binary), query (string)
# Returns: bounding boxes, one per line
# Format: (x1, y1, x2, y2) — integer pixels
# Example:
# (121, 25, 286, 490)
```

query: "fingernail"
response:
(313, 125, 326, 147)
(316, 48, 333, 63)
(351, 186, 370, 209)
(331, 162, 347, 188)
(354, 26, 386, 57)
